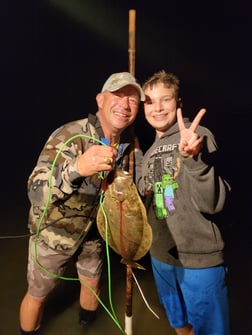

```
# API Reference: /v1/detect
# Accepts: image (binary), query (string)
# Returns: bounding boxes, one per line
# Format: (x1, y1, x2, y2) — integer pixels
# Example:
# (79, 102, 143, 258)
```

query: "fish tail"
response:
(120, 258, 146, 270)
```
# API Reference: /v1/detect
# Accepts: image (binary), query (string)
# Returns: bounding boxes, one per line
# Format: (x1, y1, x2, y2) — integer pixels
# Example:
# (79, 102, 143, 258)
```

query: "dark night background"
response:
(0, 0, 251, 334)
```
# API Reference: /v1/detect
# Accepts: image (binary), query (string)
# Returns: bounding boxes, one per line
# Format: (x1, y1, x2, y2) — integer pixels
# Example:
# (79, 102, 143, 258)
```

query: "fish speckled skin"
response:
(97, 170, 152, 266)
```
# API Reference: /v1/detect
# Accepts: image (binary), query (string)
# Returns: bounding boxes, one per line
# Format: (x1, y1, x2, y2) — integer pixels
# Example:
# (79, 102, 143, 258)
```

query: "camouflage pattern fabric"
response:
(28, 114, 134, 251)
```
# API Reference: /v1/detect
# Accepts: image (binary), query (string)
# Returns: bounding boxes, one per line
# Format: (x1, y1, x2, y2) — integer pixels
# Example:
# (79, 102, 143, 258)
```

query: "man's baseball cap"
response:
(101, 72, 145, 101)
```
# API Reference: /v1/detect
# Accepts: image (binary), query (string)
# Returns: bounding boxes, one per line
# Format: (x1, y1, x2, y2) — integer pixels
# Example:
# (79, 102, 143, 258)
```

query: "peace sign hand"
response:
(177, 108, 206, 158)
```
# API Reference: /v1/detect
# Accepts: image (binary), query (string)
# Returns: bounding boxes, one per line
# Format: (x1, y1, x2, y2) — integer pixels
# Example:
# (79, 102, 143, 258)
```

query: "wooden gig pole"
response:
(128, 9, 136, 77)
(125, 8, 136, 335)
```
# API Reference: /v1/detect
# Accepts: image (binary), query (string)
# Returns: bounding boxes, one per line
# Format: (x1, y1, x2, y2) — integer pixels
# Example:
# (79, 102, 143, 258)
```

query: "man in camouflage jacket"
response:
(19, 72, 145, 335)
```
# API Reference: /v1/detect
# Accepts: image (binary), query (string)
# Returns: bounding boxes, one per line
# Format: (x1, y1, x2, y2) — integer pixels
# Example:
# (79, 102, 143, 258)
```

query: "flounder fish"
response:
(97, 169, 152, 269)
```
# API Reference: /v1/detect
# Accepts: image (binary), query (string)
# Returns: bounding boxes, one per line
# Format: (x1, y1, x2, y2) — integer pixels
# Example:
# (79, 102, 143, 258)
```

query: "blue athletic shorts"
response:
(151, 257, 230, 335)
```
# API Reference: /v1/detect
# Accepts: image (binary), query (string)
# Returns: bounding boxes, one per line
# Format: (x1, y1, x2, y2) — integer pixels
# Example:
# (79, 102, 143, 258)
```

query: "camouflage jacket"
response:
(28, 113, 137, 252)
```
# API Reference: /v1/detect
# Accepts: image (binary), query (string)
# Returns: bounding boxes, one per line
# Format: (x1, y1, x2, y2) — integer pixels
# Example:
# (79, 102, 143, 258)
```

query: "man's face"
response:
(96, 85, 140, 133)
(144, 83, 177, 137)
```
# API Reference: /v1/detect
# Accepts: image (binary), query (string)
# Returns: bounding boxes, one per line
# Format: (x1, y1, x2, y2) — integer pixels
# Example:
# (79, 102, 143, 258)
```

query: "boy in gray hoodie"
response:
(136, 70, 231, 335)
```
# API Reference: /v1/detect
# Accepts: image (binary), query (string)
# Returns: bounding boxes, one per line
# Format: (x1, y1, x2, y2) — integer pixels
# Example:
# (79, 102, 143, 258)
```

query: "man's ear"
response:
(96, 92, 104, 108)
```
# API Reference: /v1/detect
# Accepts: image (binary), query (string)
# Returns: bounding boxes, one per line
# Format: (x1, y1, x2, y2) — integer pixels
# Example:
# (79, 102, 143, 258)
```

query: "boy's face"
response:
(144, 83, 177, 137)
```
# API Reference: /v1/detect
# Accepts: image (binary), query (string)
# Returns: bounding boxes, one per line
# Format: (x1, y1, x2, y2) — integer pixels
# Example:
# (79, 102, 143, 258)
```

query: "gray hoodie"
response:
(136, 118, 231, 268)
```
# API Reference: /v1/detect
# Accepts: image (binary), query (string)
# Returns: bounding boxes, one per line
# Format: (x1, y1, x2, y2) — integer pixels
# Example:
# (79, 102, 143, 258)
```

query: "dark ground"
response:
(0, 189, 251, 334)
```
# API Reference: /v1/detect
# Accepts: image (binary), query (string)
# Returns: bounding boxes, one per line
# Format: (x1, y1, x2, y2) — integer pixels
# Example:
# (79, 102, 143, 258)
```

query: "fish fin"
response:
(120, 258, 146, 270)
